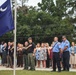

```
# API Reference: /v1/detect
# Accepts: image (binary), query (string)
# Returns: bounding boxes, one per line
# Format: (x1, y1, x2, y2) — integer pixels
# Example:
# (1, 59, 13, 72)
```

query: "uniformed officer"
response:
(61, 36, 70, 71)
(52, 37, 61, 72)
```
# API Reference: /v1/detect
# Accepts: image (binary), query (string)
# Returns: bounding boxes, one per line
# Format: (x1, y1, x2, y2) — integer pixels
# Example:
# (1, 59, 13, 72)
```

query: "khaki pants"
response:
(7, 55, 12, 67)
(28, 53, 35, 70)
(23, 54, 28, 69)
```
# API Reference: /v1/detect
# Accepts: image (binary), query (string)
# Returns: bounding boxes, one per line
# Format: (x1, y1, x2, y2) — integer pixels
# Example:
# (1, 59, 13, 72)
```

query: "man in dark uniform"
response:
(28, 37, 36, 70)
(52, 37, 61, 72)
(61, 36, 70, 71)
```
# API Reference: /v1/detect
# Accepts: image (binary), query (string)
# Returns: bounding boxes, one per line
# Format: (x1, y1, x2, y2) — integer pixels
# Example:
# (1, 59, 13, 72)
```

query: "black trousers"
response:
(46, 54, 50, 68)
(17, 55, 23, 67)
(63, 51, 70, 71)
(53, 52, 61, 71)
(2, 51, 7, 65)
(10, 55, 14, 67)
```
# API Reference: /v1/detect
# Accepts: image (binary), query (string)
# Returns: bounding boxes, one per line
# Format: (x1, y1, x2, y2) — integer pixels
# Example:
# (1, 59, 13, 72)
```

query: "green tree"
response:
(1, 0, 75, 43)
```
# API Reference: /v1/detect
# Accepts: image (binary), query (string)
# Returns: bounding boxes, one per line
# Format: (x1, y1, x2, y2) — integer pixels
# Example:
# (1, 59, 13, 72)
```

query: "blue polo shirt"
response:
(52, 42, 61, 52)
(61, 40, 70, 52)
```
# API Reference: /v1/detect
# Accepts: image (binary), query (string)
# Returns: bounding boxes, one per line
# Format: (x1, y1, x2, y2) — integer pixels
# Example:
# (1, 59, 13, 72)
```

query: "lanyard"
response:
(52, 42, 58, 49)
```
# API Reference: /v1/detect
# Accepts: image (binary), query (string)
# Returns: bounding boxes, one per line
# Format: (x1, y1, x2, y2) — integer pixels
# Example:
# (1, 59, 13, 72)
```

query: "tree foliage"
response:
(1, 0, 76, 43)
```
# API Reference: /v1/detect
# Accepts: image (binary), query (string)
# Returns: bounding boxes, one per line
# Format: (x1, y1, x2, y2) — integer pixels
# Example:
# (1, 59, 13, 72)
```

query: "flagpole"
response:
(14, 0, 17, 75)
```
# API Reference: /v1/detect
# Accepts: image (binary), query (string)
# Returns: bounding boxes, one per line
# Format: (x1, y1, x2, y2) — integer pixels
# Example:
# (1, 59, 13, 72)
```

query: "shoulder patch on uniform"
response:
(66, 42, 68, 44)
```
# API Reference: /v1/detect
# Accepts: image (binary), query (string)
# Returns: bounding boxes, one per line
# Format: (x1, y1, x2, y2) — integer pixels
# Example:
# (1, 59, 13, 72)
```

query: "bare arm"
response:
(63, 46, 68, 51)
(33, 48, 36, 56)
(33, 48, 36, 54)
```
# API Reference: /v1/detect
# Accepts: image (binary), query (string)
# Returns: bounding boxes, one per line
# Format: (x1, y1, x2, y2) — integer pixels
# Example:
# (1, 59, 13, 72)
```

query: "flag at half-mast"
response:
(0, 0, 14, 36)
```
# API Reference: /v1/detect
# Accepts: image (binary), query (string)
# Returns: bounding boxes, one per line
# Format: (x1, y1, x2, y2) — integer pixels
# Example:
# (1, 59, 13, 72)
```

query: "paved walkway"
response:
(0, 66, 76, 72)
(0, 60, 76, 72)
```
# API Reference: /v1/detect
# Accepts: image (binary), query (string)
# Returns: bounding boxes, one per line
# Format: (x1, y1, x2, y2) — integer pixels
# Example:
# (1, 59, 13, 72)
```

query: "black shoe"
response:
(28, 68, 35, 71)
(66, 70, 69, 71)
(58, 70, 61, 72)
(30, 69, 35, 71)
(51, 70, 56, 72)
(6, 66, 9, 68)
(23, 68, 28, 70)
(62, 69, 66, 71)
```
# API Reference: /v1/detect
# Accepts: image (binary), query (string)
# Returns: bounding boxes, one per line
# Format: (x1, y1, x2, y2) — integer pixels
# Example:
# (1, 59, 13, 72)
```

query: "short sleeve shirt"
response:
(28, 42, 36, 53)
(52, 42, 61, 52)
(61, 40, 70, 52)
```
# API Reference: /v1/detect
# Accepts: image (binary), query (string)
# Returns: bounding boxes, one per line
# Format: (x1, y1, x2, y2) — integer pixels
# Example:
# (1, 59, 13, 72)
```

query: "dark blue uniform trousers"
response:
(63, 51, 70, 71)
(53, 52, 61, 71)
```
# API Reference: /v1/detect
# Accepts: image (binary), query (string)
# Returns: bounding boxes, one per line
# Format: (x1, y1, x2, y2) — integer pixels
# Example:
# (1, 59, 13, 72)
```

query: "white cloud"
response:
(17, 0, 41, 6)
(53, 0, 56, 6)
(25, 0, 41, 6)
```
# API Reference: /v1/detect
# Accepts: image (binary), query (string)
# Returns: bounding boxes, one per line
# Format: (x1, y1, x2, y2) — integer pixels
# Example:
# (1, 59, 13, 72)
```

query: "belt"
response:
(63, 51, 69, 53)
(53, 52, 59, 53)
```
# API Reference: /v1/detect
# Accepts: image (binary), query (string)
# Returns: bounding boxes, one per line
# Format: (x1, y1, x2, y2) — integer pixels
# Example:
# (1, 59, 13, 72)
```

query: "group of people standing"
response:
(35, 36, 71, 72)
(51, 36, 76, 72)
(0, 36, 76, 72)
(0, 37, 36, 71)
(0, 42, 14, 68)
(51, 36, 70, 72)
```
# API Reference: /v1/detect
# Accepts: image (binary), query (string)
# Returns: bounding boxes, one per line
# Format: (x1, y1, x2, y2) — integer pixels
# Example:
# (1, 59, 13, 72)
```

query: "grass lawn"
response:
(0, 70, 76, 75)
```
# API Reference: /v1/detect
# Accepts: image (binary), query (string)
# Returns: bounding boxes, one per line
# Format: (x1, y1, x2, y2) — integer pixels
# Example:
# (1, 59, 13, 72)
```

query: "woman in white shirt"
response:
(70, 42, 76, 68)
